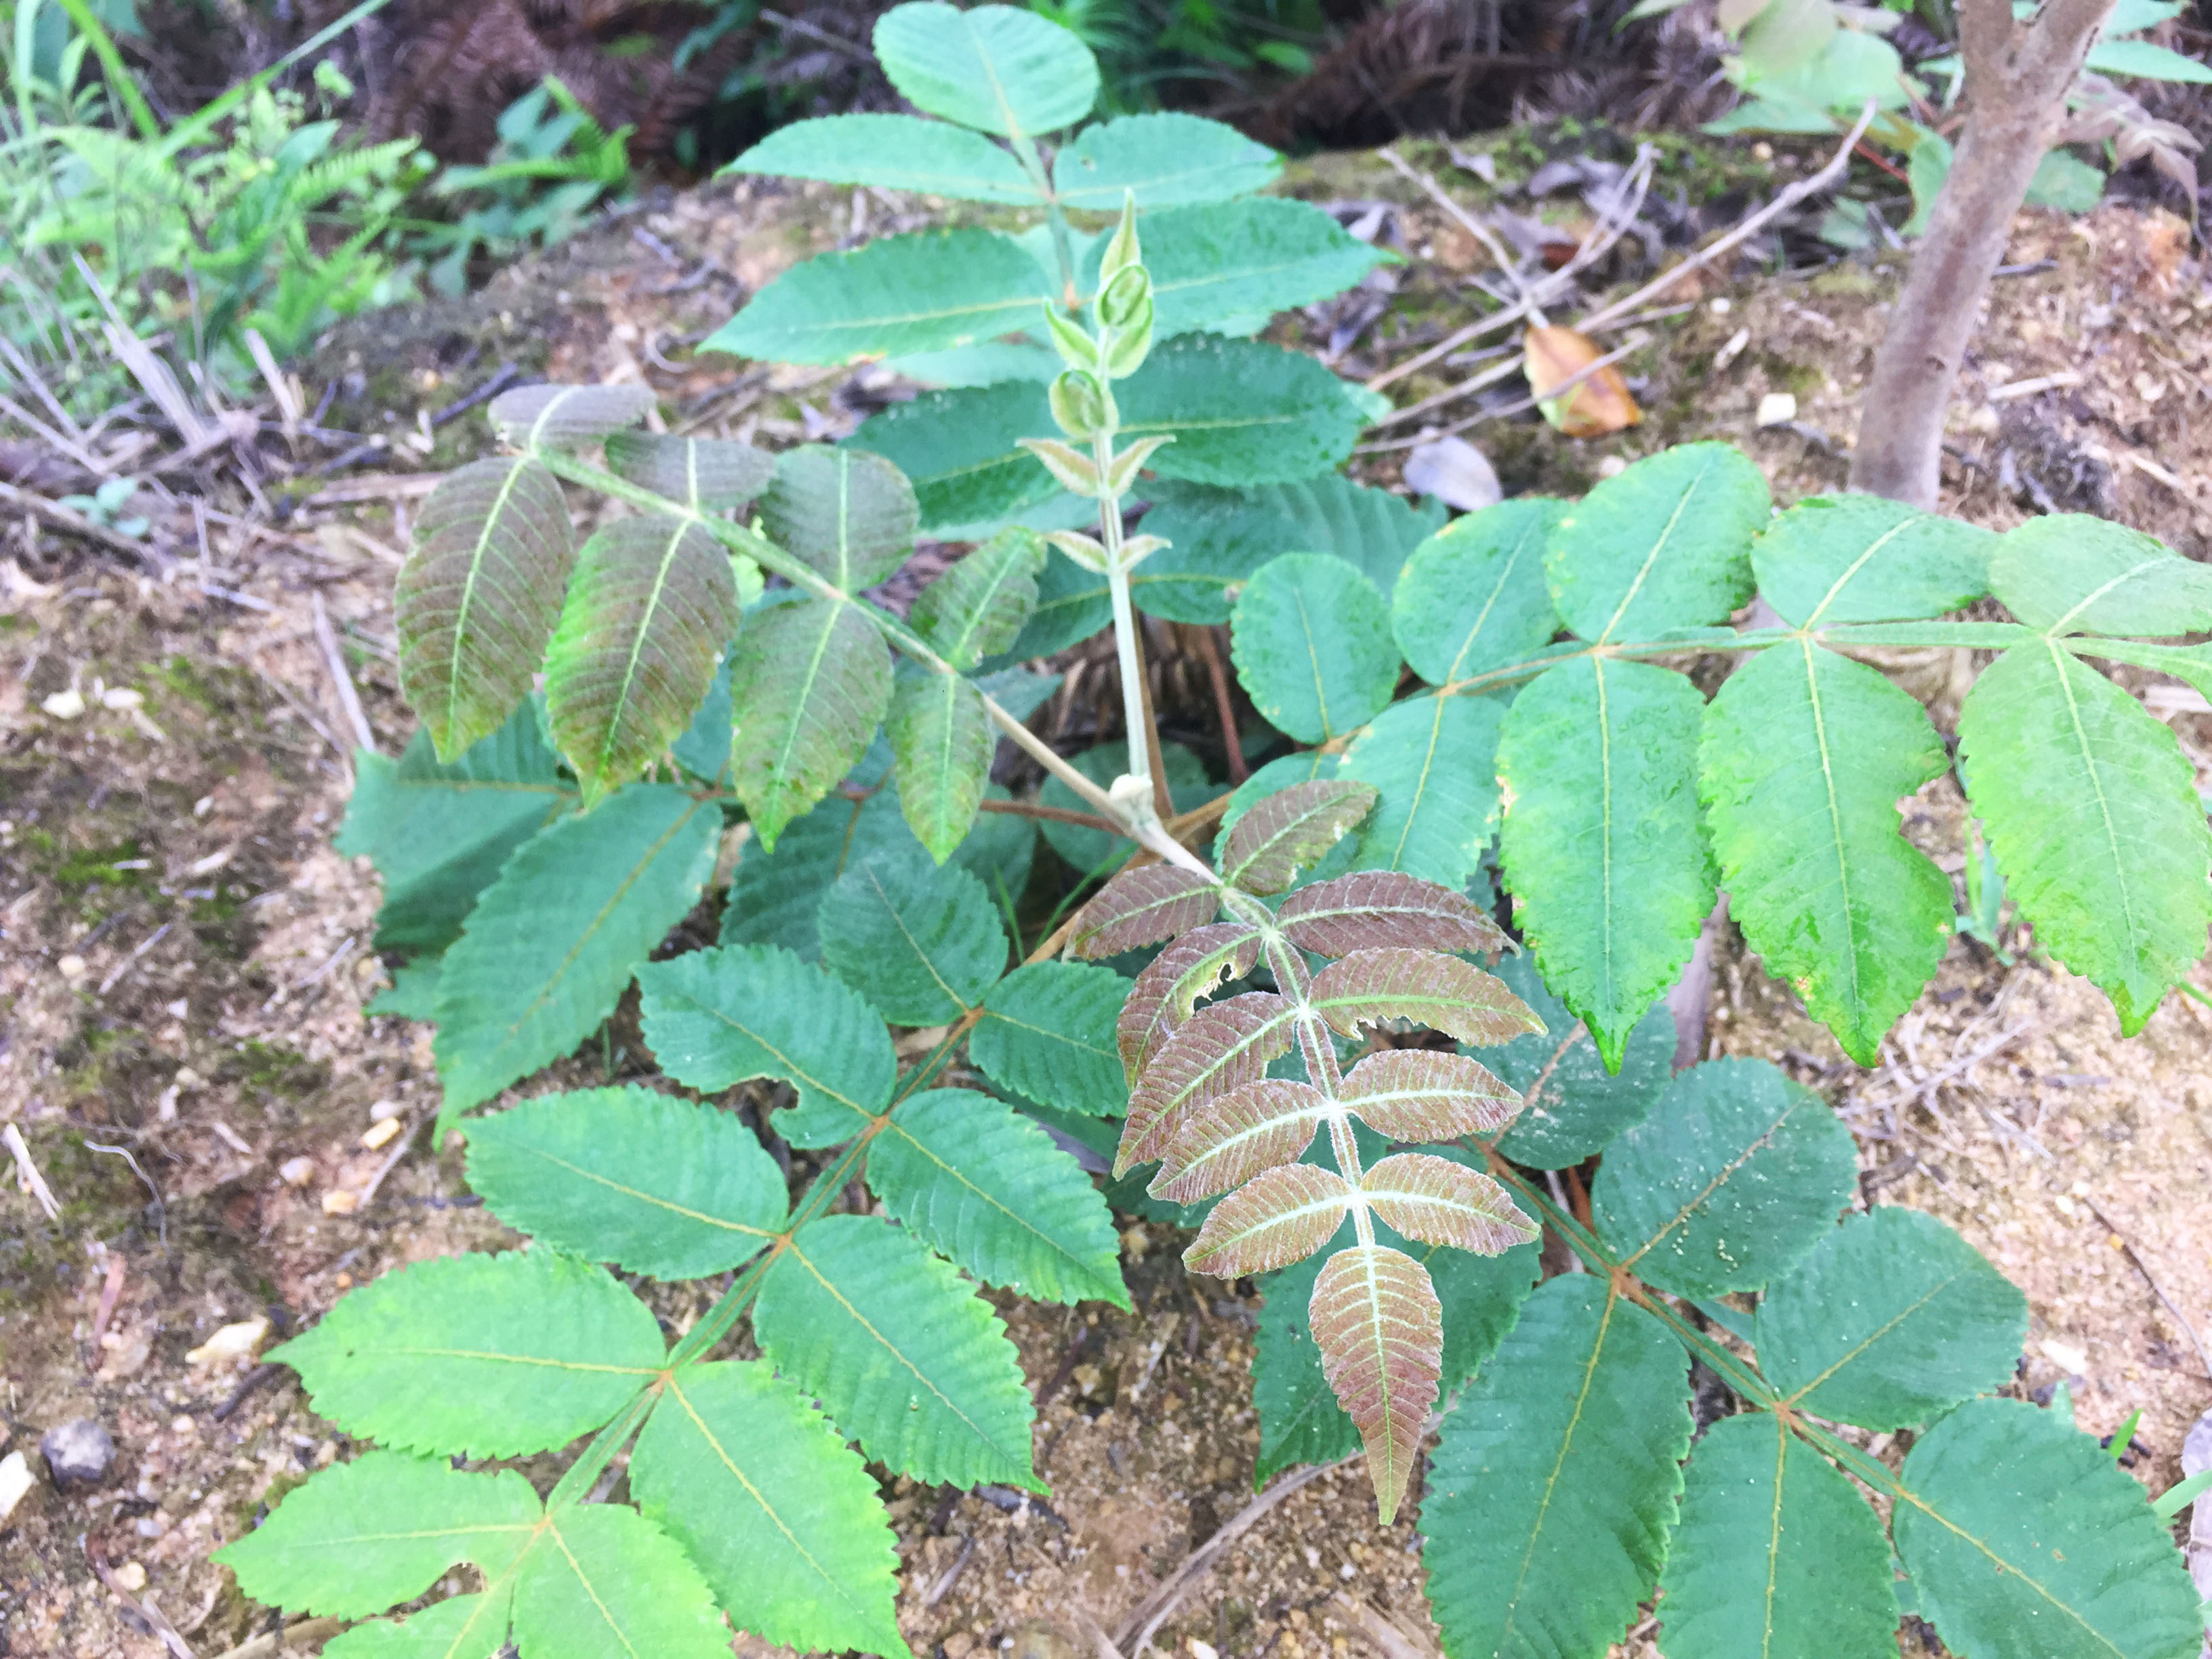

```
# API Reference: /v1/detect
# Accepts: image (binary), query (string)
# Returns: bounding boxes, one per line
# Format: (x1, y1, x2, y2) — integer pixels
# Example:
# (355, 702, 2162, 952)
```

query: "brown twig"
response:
(0, 478, 157, 565)
(977, 797, 1120, 832)
(2082, 1197, 2212, 1380)
(1357, 335, 1647, 453)
(86, 1536, 197, 1658)
(311, 592, 375, 753)
(1193, 625, 1248, 784)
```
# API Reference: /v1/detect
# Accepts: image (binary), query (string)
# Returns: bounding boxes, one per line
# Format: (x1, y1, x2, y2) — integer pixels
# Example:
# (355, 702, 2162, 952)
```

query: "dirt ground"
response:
(3, 143, 2210, 1659)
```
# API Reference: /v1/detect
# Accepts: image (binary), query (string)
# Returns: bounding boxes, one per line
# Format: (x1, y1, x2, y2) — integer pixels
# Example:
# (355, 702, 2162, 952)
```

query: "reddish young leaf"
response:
(1309, 948, 1542, 1046)
(1359, 1153, 1538, 1253)
(1221, 779, 1380, 895)
(1338, 1049, 1523, 1141)
(1276, 872, 1511, 959)
(1118, 992, 1296, 1174)
(1066, 866, 1223, 960)
(1115, 923, 1263, 1084)
(1153, 1079, 1338, 1204)
(1309, 1244, 1442, 1523)
(1183, 1165, 1354, 1277)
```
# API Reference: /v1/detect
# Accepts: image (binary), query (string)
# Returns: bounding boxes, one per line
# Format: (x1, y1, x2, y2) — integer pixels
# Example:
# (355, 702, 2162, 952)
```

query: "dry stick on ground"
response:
(2081, 1196, 2212, 1380)
(311, 592, 376, 752)
(0, 478, 158, 565)
(1356, 335, 1649, 455)
(1851, 0, 2121, 504)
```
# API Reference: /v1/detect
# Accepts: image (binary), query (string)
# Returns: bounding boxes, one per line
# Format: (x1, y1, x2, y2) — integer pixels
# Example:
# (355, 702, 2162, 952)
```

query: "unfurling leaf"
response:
(1309, 1244, 1441, 1523)
(1067, 865, 1223, 958)
(1337, 1049, 1521, 1140)
(728, 598, 893, 849)
(1308, 947, 1541, 1046)
(910, 528, 1046, 669)
(604, 432, 774, 512)
(396, 455, 575, 760)
(544, 514, 737, 805)
(489, 383, 656, 447)
(1118, 990, 1297, 1173)
(1153, 1077, 1336, 1203)
(1183, 1164, 1353, 1275)
(1221, 779, 1380, 895)
(1017, 436, 1101, 496)
(1359, 1154, 1536, 1253)
(1116, 922, 1264, 1083)
(760, 447, 919, 592)
(1522, 325, 1640, 437)
(1276, 871, 1509, 958)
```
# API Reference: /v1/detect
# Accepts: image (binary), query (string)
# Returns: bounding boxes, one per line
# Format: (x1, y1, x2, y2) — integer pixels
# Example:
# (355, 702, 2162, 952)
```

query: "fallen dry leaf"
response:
(1523, 325, 1641, 437)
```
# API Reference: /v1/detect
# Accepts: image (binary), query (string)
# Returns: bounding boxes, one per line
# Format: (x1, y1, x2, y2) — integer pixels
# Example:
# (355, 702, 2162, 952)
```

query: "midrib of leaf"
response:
(1213, 1183, 1351, 1252)
(1150, 255, 1355, 301)
(1124, 411, 1311, 435)
(436, 1569, 521, 1659)
(661, 1372, 882, 1622)
(1799, 517, 1913, 629)
(1776, 1270, 1967, 1406)
(804, 293, 1046, 339)
(785, 1236, 1017, 1455)
(1375, 695, 1448, 869)
(2047, 639, 2143, 954)
(525, 388, 586, 449)
(375, 1347, 661, 1376)
(966, 12, 1029, 147)
(880, 1118, 1102, 1284)
(766, 602, 853, 796)
(939, 559, 1025, 664)
(1448, 514, 1545, 680)
(491, 1145, 776, 1238)
(1594, 451, 1713, 645)
(980, 1006, 1113, 1062)
(1616, 1095, 1802, 1273)
(496, 799, 709, 1048)
(2045, 554, 2172, 636)
(252, 1521, 538, 1549)
(443, 457, 532, 744)
(1759, 1414, 1786, 1659)
(1294, 586, 1334, 735)
(1891, 1488, 2129, 1656)
(1597, 658, 1618, 1015)
(595, 518, 694, 785)
(542, 1513, 644, 1658)
(1797, 640, 1863, 1019)
(834, 455, 855, 589)
(687, 998, 876, 1124)
(390, 779, 571, 798)
(861, 863, 978, 1012)
(1498, 1285, 1621, 1652)
(1346, 1247, 1412, 1505)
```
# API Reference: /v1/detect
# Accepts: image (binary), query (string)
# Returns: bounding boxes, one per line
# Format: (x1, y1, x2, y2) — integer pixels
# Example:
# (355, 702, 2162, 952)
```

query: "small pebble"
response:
(279, 1156, 316, 1187)
(361, 1117, 401, 1151)
(0, 1452, 33, 1523)
(321, 1189, 360, 1216)
(58, 954, 87, 980)
(1756, 392, 1798, 427)
(40, 1418, 115, 1490)
(112, 1561, 146, 1592)
(41, 689, 85, 720)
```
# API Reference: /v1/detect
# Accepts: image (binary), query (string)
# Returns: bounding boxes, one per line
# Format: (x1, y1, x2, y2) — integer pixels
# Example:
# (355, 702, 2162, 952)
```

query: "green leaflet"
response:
(731, 112, 1037, 203)
(489, 384, 657, 448)
(319, 1590, 506, 1657)
(851, 380, 1064, 537)
(754, 1213, 1041, 1490)
(637, 943, 896, 1147)
(464, 1088, 789, 1279)
(431, 785, 718, 1125)
(1039, 739, 1212, 874)
(1659, 1414, 1900, 1659)
(508, 1502, 731, 1659)
(268, 1249, 665, 1458)
(1118, 495, 1300, 625)
(871, 1, 1099, 138)
(1495, 656, 1715, 1069)
(911, 527, 1044, 669)
(215, 1452, 539, 1619)
(1050, 112, 1279, 209)
(1700, 641, 1954, 1065)
(1486, 951, 1671, 1170)
(1895, 1398, 2202, 1659)
(1591, 1057, 1858, 1298)
(1957, 641, 2212, 1032)
(1391, 497, 1563, 684)
(886, 666, 994, 861)
(1757, 1206, 2027, 1430)
(338, 709, 573, 955)
(1751, 493, 1993, 626)
(760, 445, 920, 592)
(544, 515, 737, 806)
(604, 432, 774, 512)
(1116, 336, 1368, 487)
(1422, 1276, 1692, 1659)
(1986, 512, 2212, 636)
(1150, 472, 1444, 599)
(870, 1088, 1128, 1306)
(396, 454, 576, 760)
(1231, 553, 1399, 744)
(728, 596, 894, 850)
(632, 1361, 909, 1659)
(1010, 544, 1115, 655)
(705, 228, 1054, 365)
(1544, 441, 1769, 644)
(1338, 691, 1504, 890)
(367, 956, 441, 1019)
(971, 960, 1130, 1116)
(817, 847, 1008, 1025)
(1084, 199, 1383, 339)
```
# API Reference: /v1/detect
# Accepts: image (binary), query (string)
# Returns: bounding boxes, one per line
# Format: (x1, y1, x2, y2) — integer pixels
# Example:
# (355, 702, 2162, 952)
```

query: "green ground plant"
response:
(221, 7, 2209, 1656)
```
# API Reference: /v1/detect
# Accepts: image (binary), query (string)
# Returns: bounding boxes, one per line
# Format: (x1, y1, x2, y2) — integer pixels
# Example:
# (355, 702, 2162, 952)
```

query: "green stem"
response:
(49, 0, 160, 140)
(1090, 428, 1153, 812)
(544, 1387, 658, 1512)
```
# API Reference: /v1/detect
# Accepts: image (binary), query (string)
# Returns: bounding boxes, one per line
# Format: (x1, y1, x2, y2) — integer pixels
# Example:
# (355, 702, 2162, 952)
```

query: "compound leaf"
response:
(1337, 691, 1504, 890)
(912, 527, 1044, 668)
(463, 1087, 788, 1279)
(1752, 493, 1992, 626)
(633, 1361, 909, 1658)
(818, 848, 1006, 1023)
(308, 1591, 505, 1658)
(1308, 947, 1542, 1045)
(729, 597, 894, 850)
(1757, 1205, 2027, 1430)
(1185, 1164, 1354, 1276)
(1544, 440, 1769, 643)
(872, 1, 1099, 138)
(1050, 112, 1278, 209)
(1987, 513, 2212, 636)
(872, 1088, 1128, 1306)
(1895, 1398, 2201, 1659)
(1496, 655, 1715, 1069)
(1311, 1243, 1441, 1523)
(1700, 640, 1954, 1065)
(731, 111, 1036, 203)
(761, 445, 920, 593)
(705, 228, 1053, 365)
(510, 1502, 730, 1659)
(1115, 922, 1264, 1086)
(1660, 1413, 1900, 1659)
(1275, 870, 1510, 959)
(604, 431, 774, 512)
(1067, 865, 1223, 958)
(1231, 554, 1399, 745)
(1118, 335, 1366, 487)
(1591, 1057, 1857, 1298)
(1221, 778, 1380, 895)
(1338, 1049, 1521, 1141)
(1154, 1077, 1335, 1203)
(1422, 1276, 1692, 1659)
(544, 514, 736, 805)
(1486, 951, 1671, 1169)
(1392, 497, 1563, 683)
(886, 666, 993, 861)
(487, 384, 655, 447)
(215, 1453, 539, 1619)
(971, 960, 1131, 1116)
(754, 1213, 1040, 1490)
(1100, 199, 1382, 339)
(1957, 641, 2212, 1032)
(432, 785, 719, 1124)
(1120, 990, 1298, 1172)
(1359, 1153, 1536, 1253)
(396, 455, 575, 760)
(268, 1249, 663, 1458)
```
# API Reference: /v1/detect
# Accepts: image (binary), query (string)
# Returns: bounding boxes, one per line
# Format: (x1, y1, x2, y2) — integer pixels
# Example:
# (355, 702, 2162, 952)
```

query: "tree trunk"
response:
(1847, 0, 2116, 506)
